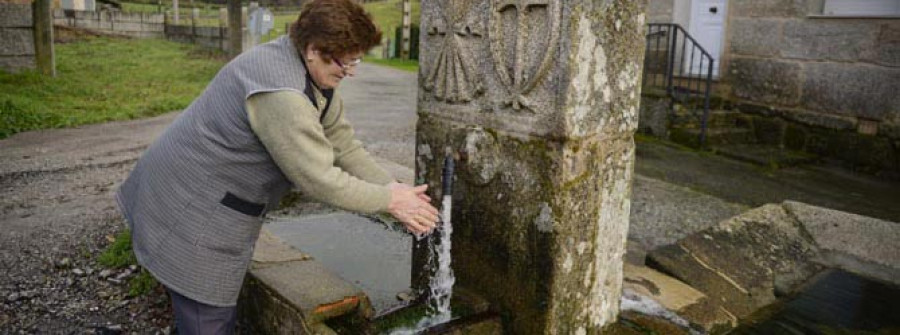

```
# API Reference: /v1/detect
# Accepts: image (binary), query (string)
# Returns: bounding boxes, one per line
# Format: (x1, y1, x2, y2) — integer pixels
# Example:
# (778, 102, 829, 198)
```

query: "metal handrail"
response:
(643, 23, 715, 147)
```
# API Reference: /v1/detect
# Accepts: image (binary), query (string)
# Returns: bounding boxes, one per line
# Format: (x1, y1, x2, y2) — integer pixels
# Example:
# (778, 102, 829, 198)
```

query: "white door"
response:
(687, 0, 726, 77)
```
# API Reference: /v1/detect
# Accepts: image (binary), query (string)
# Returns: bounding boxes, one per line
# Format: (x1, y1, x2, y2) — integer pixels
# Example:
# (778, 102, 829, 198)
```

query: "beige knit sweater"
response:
(247, 89, 393, 213)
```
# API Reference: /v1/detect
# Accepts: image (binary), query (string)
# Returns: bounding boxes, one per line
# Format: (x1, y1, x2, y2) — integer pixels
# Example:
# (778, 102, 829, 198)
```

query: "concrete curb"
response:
(238, 228, 374, 333)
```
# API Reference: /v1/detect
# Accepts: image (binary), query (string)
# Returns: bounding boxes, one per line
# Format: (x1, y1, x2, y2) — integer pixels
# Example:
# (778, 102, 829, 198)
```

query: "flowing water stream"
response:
(388, 155, 457, 334)
(388, 196, 455, 334)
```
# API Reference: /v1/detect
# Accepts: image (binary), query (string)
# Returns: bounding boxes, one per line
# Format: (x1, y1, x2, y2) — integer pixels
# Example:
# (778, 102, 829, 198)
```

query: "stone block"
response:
(782, 20, 877, 62)
(196, 26, 222, 38)
(750, 115, 786, 145)
(647, 0, 673, 23)
(0, 28, 34, 56)
(624, 264, 705, 311)
(866, 22, 900, 67)
(647, 204, 822, 319)
(622, 264, 738, 332)
(638, 95, 670, 137)
(781, 109, 856, 131)
(729, 19, 781, 57)
(881, 121, 900, 140)
(415, 1, 645, 333)
(415, 117, 635, 334)
(251, 228, 311, 264)
(115, 13, 145, 23)
(783, 123, 808, 150)
(242, 260, 373, 326)
(730, 0, 810, 18)
(801, 62, 900, 120)
(728, 58, 802, 106)
(114, 22, 144, 32)
(0, 55, 35, 73)
(784, 201, 900, 284)
(830, 132, 898, 172)
(0, 3, 32, 27)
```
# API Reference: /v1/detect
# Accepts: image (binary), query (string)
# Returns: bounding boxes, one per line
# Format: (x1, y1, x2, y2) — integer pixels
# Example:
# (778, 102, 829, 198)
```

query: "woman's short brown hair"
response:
(289, 0, 382, 59)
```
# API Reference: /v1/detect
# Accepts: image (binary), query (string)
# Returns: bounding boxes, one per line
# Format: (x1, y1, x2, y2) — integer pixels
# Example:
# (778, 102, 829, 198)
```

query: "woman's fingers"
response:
(405, 219, 426, 235)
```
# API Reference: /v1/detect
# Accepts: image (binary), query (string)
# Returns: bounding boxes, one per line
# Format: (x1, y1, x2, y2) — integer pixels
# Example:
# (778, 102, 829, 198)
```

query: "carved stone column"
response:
(412, 1, 648, 333)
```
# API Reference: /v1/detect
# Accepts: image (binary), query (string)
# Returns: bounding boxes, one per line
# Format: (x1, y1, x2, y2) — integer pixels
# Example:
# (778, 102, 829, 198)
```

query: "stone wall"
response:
(52, 9, 232, 52)
(644, 0, 900, 176)
(0, 3, 35, 73)
(726, 1, 899, 127)
(165, 24, 230, 52)
(52, 9, 164, 38)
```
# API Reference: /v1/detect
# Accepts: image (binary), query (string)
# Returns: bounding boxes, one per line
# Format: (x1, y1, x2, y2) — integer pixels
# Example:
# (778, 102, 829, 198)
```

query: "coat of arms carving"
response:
(489, 0, 561, 111)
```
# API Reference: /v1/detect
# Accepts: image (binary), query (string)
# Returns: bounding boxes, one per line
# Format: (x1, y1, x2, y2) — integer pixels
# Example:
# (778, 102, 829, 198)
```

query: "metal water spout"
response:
(442, 153, 455, 198)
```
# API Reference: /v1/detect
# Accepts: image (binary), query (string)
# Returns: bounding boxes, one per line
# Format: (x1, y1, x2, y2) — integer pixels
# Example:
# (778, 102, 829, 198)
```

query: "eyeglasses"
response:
(332, 56, 362, 71)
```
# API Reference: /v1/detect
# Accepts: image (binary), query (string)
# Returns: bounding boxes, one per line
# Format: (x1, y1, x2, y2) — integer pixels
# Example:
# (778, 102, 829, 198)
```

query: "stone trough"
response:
(627, 200, 900, 334)
(236, 200, 899, 334)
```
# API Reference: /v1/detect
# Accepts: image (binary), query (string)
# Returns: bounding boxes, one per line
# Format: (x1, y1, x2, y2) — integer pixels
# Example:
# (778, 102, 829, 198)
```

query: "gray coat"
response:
(117, 36, 318, 306)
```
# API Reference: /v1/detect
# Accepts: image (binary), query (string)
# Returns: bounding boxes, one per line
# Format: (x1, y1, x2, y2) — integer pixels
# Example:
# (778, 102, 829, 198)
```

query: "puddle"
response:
(733, 269, 900, 334)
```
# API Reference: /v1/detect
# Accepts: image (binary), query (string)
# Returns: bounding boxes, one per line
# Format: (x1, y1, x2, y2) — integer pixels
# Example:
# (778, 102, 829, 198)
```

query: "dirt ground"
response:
(0, 113, 177, 334)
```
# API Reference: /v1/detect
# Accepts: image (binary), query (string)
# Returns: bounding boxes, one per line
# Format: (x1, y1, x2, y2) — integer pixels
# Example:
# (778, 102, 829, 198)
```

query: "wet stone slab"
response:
(646, 201, 900, 330)
(647, 204, 822, 319)
(265, 213, 414, 313)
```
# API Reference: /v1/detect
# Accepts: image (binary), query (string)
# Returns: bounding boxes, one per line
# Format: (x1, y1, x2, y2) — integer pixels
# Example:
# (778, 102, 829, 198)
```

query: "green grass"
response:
(98, 229, 159, 296)
(363, 0, 420, 59)
(363, 0, 420, 38)
(98, 229, 138, 268)
(365, 57, 419, 72)
(0, 36, 224, 139)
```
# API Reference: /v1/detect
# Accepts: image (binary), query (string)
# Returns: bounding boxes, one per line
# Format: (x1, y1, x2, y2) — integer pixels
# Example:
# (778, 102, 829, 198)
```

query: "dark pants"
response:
(168, 287, 237, 335)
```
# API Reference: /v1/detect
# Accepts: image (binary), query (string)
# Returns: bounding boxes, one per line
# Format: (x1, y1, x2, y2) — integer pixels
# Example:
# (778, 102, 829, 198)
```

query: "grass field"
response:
(365, 58, 418, 73)
(0, 1, 420, 139)
(0, 36, 224, 139)
(364, 0, 420, 36)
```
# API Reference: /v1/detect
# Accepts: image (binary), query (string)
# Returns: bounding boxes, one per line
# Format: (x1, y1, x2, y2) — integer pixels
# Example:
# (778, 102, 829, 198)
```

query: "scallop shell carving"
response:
(425, 36, 482, 103)
(423, 1, 484, 104)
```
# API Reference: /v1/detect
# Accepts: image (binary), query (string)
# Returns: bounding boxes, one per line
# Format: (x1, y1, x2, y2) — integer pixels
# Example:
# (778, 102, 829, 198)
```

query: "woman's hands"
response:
(387, 182, 439, 235)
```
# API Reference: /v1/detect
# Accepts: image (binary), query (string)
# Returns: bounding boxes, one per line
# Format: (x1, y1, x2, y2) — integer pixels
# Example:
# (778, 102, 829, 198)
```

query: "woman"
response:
(116, 0, 438, 333)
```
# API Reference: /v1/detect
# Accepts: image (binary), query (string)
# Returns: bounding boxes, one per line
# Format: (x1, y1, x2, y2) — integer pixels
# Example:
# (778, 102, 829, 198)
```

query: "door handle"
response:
(709, 6, 718, 13)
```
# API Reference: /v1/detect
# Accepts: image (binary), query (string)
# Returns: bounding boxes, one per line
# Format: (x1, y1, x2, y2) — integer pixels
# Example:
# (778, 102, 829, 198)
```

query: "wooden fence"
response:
(52, 8, 165, 38)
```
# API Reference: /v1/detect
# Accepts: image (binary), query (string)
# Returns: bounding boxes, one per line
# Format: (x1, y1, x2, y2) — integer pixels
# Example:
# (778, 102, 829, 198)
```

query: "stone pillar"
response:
(413, 1, 647, 333)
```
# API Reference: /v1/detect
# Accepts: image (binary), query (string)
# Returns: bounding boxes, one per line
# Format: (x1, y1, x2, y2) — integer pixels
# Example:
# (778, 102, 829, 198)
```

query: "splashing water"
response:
(620, 288, 700, 334)
(390, 195, 455, 334)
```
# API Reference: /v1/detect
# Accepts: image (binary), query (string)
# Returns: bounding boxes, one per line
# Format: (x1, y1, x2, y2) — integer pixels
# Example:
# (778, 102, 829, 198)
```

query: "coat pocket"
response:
(197, 193, 264, 257)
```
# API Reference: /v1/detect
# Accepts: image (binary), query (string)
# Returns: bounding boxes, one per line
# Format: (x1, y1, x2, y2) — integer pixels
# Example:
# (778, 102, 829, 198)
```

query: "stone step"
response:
(671, 110, 751, 129)
(669, 127, 755, 148)
(710, 144, 819, 169)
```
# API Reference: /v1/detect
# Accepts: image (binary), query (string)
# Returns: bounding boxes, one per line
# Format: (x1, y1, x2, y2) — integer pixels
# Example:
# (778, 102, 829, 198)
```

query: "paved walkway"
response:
(266, 63, 900, 313)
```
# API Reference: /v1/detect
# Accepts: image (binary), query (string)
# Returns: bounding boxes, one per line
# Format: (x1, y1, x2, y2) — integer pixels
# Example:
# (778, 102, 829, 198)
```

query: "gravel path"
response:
(0, 113, 177, 334)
